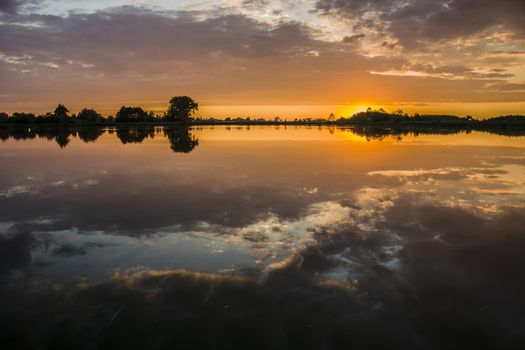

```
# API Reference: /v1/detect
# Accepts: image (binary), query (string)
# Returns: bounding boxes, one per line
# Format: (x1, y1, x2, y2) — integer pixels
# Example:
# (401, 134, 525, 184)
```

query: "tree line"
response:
(0, 96, 198, 125)
(1, 101, 524, 128)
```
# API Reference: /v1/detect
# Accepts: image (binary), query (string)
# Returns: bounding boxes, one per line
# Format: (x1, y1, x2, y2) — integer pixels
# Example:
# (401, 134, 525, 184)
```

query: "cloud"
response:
(0, 0, 41, 14)
(489, 83, 525, 91)
(52, 243, 87, 257)
(342, 33, 365, 45)
(316, 0, 525, 45)
(1, 4, 523, 111)
(0, 0, 21, 13)
(316, 0, 394, 16)
(0, 7, 381, 106)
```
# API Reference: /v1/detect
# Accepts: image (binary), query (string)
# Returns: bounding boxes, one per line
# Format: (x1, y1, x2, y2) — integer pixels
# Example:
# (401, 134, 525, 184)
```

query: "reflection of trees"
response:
(482, 128, 525, 137)
(0, 126, 102, 148)
(1, 126, 200, 152)
(343, 124, 525, 140)
(0, 127, 8, 141)
(2, 125, 524, 150)
(33, 127, 72, 148)
(115, 126, 200, 152)
(0, 126, 73, 147)
(116, 126, 155, 144)
(54, 128, 71, 148)
(76, 127, 104, 143)
(164, 127, 199, 153)
(4, 126, 38, 140)
(345, 126, 467, 141)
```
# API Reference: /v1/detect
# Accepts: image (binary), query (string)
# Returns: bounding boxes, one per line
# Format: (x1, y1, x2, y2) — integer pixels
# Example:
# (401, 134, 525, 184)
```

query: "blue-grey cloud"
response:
(316, 0, 525, 47)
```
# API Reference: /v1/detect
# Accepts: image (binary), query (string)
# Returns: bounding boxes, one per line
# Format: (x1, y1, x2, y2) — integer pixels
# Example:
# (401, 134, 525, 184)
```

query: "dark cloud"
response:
(407, 63, 514, 79)
(390, 0, 525, 46)
(316, 0, 394, 16)
(0, 0, 20, 13)
(0, 0, 40, 14)
(52, 243, 87, 257)
(342, 33, 365, 45)
(489, 83, 525, 91)
(316, 0, 525, 47)
(0, 6, 338, 71)
(490, 50, 525, 55)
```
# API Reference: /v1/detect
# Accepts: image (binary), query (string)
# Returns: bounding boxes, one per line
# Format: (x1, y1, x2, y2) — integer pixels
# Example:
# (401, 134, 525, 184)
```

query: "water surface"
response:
(1, 126, 525, 349)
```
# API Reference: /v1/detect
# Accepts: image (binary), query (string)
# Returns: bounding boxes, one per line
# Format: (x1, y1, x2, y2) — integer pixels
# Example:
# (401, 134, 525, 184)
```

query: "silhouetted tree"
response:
(77, 108, 103, 123)
(116, 106, 149, 123)
(165, 96, 198, 123)
(164, 127, 199, 153)
(54, 104, 69, 116)
(0, 112, 8, 123)
(53, 104, 71, 123)
(12, 112, 36, 124)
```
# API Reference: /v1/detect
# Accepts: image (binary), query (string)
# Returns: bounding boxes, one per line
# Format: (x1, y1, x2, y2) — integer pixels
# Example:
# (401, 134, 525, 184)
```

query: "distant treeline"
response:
(1, 102, 524, 129)
(339, 108, 525, 128)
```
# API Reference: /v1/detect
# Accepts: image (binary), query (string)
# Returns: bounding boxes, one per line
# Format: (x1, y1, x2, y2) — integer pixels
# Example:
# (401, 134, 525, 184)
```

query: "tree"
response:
(328, 113, 336, 122)
(54, 104, 69, 117)
(116, 106, 149, 123)
(53, 104, 71, 123)
(165, 96, 198, 123)
(77, 108, 103, 123)
(12, 112, 36, 124)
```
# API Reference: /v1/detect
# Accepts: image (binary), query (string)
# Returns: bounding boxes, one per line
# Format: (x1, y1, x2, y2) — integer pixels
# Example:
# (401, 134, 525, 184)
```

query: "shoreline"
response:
(2, 120, 525, 128)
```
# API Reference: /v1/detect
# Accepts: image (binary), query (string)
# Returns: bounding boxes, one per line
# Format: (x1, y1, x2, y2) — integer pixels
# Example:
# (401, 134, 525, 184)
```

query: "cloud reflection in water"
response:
(1, 127, 525, 349)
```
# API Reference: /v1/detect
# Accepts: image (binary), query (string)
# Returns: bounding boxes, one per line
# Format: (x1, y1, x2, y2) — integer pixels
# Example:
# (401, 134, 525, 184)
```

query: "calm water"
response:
(1, 126, 525, 349)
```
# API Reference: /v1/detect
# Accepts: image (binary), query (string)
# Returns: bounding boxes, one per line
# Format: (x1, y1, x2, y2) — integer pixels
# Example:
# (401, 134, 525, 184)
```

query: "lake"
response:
(1, 126, 525, 349)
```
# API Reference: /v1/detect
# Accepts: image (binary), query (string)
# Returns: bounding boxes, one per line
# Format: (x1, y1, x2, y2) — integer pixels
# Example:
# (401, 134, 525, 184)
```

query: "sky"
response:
(0, 0, 524, 118)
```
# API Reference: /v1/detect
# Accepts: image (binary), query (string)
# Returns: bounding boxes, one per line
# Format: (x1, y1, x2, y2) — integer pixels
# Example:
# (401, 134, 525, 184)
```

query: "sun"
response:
(336, 104, 380, 118)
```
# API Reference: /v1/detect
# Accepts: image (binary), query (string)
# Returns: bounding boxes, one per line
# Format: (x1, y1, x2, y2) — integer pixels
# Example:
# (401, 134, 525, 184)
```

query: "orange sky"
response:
(1, 1, 524, 118)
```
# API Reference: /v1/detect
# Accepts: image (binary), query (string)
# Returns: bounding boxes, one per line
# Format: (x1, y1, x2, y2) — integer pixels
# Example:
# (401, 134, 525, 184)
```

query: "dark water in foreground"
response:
(1, 126, 525, 349)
